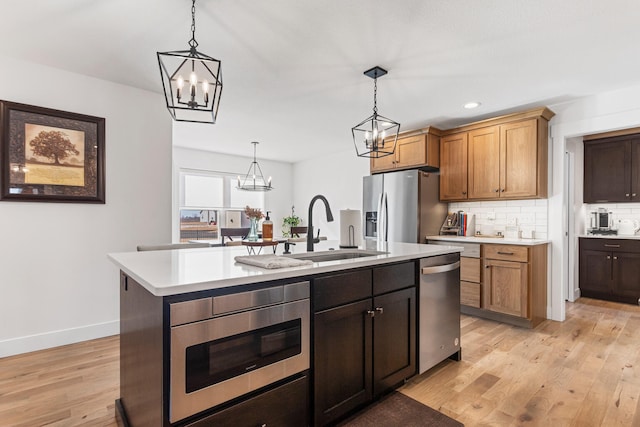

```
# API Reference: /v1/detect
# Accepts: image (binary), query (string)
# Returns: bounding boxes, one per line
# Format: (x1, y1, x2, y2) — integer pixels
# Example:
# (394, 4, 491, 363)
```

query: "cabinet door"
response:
(440, 132, 468, 201)
(314, 299, 372, 426)
(372, 287, 416, 397)
(395, 135, 426, 169)
(370, 149, 397, 173)
(500, 119, 539, 198)
(579, 249, 612, 295)
(468, 126, 500, 199)
(612, 251, 640, 300)
(483, 259, 528, 317)
(584, 140, 630, 203)
(632, 140, 640, 202)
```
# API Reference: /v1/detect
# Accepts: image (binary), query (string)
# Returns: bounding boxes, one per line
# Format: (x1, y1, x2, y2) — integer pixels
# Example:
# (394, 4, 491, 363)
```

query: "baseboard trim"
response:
(0, 320, 119, 358)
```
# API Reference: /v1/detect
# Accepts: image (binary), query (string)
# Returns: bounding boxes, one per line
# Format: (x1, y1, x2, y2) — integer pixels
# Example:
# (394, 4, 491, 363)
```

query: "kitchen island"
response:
(109, 240, 462, 427)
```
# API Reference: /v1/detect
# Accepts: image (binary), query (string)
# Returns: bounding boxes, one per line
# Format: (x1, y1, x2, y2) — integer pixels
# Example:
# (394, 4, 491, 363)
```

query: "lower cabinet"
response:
(579, 238, 640, 304)
(313, 263, 416, 426)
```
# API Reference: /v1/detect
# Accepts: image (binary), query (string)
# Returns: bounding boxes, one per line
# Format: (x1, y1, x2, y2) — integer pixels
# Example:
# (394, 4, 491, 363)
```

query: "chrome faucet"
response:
(307, 195, 334, 251)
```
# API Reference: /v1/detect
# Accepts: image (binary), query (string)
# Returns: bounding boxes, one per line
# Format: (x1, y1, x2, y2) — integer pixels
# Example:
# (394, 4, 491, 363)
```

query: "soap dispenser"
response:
(263, 211, 273, 241)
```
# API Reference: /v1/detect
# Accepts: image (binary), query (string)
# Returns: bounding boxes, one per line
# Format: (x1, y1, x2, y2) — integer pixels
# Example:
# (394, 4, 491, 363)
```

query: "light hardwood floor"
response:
(1, 298, 639, 426)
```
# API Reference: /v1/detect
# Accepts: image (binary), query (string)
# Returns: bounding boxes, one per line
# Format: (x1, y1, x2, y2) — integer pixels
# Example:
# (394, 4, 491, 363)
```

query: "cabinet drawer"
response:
(461, 281, 481, 308)
(373, 262, 415, 295)
(460, 257, 480, 283)
(314, 270, 371, 311)
(185, 374, 309, 427)
(579, 237, 640, 253)
(484, 244, 528, 262)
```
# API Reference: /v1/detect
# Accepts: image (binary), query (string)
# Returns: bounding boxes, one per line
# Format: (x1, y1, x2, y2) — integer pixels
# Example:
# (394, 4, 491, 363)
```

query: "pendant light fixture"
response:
(237, 142, 273, 191)
(351, 66, 400, 158)
(157, 0, 222, 124)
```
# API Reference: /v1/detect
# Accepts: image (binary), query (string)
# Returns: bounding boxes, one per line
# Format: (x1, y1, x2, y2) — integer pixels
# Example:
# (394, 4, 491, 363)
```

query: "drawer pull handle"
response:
(497, 251, 514, 255)
(604, 244, 620, 248)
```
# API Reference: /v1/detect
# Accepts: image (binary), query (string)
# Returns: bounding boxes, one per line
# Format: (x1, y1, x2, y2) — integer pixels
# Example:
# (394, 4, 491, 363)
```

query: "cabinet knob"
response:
(494, 189, 500, 193)
(626, 193, 630, 197)
(501, 188, 505, 192)
(366, 310, 376, 318)
(613, 256, 618, 260)
(375, 307, 384, 315)
(633, 193, 637, 197)
(485, 265, 490, 269)
(607, 255, 611, 260)
(462, 191, 467, 195)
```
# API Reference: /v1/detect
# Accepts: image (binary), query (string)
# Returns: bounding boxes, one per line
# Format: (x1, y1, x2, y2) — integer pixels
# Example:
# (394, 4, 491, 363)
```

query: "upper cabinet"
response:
(439, 107, 554, 202)
(370, 127, 440, 174)
(440, 132, 468, 200)
(584, 134, 640, 203)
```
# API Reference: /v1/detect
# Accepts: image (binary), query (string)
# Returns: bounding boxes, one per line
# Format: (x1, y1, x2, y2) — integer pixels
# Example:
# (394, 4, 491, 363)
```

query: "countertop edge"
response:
(109, 243, 463, 297)
(426, 235, 550, 245)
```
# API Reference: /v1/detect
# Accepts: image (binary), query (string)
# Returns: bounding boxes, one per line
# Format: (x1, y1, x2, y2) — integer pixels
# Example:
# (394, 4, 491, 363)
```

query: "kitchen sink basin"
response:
(284, 249, 388, 263)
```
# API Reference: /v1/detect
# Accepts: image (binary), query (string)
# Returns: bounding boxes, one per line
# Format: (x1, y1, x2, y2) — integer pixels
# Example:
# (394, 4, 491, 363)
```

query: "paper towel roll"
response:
(340, 209, 362, 248)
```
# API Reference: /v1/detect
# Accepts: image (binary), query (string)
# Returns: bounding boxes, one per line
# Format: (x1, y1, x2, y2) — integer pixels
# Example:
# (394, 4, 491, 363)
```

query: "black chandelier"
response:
(237, 142, 273, 191)
(351, 66, 400, 158)
(157, 0, 222, 124)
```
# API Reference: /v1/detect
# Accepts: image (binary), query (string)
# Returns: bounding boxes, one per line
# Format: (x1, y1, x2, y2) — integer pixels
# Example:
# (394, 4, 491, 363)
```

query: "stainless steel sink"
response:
(284, 249, 388, 263)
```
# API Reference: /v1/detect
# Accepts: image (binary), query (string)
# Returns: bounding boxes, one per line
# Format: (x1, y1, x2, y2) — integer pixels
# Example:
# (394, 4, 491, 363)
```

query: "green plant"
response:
(282, 206, 302, 237)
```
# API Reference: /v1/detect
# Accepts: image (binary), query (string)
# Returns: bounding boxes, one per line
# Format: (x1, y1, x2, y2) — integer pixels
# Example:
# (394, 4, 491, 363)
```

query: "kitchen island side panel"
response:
(119, 272, 165, 427)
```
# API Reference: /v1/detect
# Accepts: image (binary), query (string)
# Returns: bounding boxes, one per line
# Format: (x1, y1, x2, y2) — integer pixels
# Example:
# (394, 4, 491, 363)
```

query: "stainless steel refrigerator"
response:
(363, 170, 447, 243)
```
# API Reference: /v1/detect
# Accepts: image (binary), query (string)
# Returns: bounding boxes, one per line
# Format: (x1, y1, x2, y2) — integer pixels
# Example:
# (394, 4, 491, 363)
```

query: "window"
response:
(179, 169, 264, 242)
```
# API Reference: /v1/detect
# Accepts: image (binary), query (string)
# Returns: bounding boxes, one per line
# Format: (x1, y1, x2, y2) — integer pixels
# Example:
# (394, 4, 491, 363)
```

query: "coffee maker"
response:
(588, 208, 615, 235)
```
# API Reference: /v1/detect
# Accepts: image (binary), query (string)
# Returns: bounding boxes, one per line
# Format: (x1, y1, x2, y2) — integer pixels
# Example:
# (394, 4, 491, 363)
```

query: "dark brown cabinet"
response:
(579, 238, 640, 304)
(312, 263, 416, 426)
(584, 135, 640, 203)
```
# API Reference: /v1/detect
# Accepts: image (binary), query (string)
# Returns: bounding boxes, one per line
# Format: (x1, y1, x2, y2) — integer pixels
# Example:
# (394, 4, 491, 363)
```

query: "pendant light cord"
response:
(372, 76, 378, 115)
(188, 0, 199, 51)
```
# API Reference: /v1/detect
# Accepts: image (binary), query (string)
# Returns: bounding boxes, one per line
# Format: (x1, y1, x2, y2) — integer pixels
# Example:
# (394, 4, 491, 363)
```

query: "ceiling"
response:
(2, 0, 640, 163)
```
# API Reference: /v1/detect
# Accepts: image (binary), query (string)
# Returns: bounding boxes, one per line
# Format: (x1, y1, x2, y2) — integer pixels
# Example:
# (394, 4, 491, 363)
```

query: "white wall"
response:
(0, 56, 172, 357)
(172, 147, 294, 238)
(292, 149, 370, 241)
(549, 83, 640, 321)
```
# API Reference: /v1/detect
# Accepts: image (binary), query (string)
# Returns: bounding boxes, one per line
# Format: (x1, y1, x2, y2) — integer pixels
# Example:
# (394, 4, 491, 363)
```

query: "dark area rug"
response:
(337, 392, 464, 427)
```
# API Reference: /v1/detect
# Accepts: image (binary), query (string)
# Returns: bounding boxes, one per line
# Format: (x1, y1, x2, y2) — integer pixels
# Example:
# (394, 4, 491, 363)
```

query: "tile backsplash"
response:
(583, 203, 640, 230)
(447, 199, 548, 239)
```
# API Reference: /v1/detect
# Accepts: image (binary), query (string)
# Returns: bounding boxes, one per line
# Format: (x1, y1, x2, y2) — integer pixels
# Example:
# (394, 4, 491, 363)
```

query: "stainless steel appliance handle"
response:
(383, 193, 389, 242)
(421, 261, 460, 275)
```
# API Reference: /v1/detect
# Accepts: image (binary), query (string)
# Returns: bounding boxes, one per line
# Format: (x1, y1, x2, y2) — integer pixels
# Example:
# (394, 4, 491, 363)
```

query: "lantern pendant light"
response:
(157, 0, 222, 124)
(237, 142, 273, 191)
(351, 66, 400, 158)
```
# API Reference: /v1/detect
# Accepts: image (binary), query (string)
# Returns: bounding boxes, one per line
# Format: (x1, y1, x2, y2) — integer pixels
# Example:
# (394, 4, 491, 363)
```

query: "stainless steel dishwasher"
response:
(418, 253, 461, 374)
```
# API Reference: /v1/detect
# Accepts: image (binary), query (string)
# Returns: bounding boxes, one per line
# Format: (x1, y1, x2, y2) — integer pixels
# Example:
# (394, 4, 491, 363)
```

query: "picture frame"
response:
(0, 101, 105, 203)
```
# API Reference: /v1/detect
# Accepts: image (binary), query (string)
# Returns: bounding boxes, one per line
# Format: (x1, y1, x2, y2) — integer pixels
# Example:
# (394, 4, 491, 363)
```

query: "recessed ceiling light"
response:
(464, 101, 481, 109)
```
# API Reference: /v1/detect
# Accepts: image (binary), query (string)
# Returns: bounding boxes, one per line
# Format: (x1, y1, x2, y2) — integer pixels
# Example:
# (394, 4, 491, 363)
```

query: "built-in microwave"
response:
(169, 281, 310, 423)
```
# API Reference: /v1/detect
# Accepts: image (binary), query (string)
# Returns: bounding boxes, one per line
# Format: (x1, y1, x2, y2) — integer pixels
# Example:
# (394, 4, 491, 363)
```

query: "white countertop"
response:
(108, 240, 463, 297)
(579, 234, 640, 240)
(426, 235, 550, 246)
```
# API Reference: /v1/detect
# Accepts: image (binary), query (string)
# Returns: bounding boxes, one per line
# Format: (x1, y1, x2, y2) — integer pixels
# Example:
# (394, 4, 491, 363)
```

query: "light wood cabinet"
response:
(439, 107, 553, 202)
(468, 126, 500, 199)
(482, 244, 547, 327)
(370, 128, 440, 174)
(439, 132, 468, 201)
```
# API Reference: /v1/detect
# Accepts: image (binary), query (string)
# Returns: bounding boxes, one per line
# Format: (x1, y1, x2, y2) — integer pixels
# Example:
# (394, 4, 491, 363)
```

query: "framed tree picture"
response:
(0, 101, 105, 203)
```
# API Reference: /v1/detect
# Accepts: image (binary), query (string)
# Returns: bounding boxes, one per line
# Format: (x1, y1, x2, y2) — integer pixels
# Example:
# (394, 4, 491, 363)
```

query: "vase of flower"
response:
(244, 206, 264, 242)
